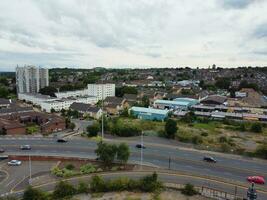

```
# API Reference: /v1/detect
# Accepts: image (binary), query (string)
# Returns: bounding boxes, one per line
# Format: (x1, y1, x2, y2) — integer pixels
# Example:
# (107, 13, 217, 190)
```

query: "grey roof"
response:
(201, 95, 227, 104)
(70, 102, 100, 113)
(123, 94, 137, 101)
(105, 97, 124, 104)
(0, 106, 33, 115)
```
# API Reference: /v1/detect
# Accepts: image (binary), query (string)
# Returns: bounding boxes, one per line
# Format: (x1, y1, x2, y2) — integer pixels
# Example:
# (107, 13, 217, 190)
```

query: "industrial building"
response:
(129, 106, 169, 121)
(154, 98, 199, 111)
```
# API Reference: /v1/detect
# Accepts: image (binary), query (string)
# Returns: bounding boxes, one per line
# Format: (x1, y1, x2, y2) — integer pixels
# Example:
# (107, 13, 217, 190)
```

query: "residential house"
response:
(104, 96, 129, 115)
(69, 102, 102, 119)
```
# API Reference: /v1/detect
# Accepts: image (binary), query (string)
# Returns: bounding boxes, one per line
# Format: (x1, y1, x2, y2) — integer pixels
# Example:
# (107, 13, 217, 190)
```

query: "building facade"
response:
(16, 65, 49, 93)
(87, 84, 115, 100)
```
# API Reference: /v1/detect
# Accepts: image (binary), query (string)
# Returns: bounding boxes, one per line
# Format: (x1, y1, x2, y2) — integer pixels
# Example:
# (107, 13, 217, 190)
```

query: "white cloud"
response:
(0, 0, 267, 70)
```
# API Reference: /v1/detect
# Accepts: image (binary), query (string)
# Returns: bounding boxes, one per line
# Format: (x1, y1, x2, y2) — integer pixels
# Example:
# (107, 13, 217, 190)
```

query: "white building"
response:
(87, 84, 115, 100)
(40, 96, 97, 112)
(18, 93, 56, 105)
(16, 65, 49, 93)
(55, 89, 88, 98)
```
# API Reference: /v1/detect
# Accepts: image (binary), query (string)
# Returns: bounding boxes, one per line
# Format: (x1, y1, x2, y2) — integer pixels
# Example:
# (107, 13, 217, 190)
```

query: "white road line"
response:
(5, 179, 14, 187)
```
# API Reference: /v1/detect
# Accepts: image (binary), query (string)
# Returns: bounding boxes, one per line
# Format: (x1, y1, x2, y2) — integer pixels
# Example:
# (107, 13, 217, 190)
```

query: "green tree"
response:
(90, 175, 106, 192)
(50, 108, 56, 113)
(254, 144, 267, 159)
(22, 186, 47, 200)
(181, 183, 198, 196)
(53, 181, 76, 199)
(140, 172, 162, 192)
(141, 96, 150, 107)
(215, 78, 230, 90)
(250, 123, 262, 133)
(95, 142, 117, 168)
(0, 86, 9, 98)
(117, 143, 130, 164)
(86, 122, 100, 137)
(39, 86, 57, 97)
(68, 122, 76, 130)
(164, 119, 177, 139)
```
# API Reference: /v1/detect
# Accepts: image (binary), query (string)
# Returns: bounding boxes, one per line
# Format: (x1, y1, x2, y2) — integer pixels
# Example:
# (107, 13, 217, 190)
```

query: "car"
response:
(247, 176, 265, 184)
(20, 145, 31, 150)
(203, 156, 217, 163)
(57, 138, 67, 143)
(8, 160, 22, 166)
(0, 148, 5, 153)
(136, 144, 146, 149)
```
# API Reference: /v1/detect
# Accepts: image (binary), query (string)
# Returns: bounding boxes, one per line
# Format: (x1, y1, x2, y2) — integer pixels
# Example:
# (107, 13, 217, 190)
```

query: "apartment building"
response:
(87, 84, 115, 100)
(16, 65, 49, 93)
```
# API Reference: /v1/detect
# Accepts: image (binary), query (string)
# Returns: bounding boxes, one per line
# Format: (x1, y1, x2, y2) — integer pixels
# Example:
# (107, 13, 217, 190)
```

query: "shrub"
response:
(51, 166, 63, 177)
(65, 164, 75, 170)
(80, 164, 96, 174)
(192, 136, 203, 144)
(87, 123, 100, 137)
(90, 175, 106, 193)
(140, 172, 163, 192)
(164, 119, 178, 139)
(77, 182, 89, 193)
(218, 136, 227, 143)
(201, 132, 208, 137)
(22, 186, 47, 200)
(254, 144, 267, 159)
(53, 181, 76, 199)
(250, 123, 262, 133)
(220, 143, 231, 153)
(181, 183, 198, 196)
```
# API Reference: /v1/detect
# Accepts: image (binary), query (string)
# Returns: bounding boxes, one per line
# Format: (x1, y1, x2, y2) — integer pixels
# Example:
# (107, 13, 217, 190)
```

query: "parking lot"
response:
(0, 160, 56, 196)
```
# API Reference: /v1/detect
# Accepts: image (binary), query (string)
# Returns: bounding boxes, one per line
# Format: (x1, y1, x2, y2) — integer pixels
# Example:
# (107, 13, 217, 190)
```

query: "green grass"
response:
(26, 125, 39, 134)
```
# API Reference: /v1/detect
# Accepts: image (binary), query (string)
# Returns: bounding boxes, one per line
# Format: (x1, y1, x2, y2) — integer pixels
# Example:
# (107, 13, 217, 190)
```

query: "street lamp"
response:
(28, 155, 32, 185)
(140, 131, 143, 170)
(101, 83, 104, 141)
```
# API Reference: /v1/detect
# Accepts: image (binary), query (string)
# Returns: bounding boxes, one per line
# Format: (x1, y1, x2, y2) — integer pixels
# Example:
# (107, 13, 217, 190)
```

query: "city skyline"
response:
(0, 0, 267, 71)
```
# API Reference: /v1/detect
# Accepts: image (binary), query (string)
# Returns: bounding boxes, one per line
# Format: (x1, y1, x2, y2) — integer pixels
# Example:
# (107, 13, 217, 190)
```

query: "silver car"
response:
(8, 160, 22, 166)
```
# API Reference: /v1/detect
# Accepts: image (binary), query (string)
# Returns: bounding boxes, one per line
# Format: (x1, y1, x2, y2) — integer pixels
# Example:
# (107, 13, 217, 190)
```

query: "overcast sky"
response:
(0, 0, 267, 71)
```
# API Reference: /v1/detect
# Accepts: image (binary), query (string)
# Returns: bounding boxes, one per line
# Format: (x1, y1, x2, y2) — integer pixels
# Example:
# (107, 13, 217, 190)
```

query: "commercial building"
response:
(87, 84, 115, 100)
(154, 98, 199, 111)
(40, 96, 97, 112)
(129, 106, 169, 121)
(16, 65, 49, 93)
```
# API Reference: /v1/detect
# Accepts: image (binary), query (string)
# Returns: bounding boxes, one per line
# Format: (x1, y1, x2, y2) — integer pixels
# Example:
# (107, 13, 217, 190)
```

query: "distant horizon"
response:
(1, 65, 267, 73)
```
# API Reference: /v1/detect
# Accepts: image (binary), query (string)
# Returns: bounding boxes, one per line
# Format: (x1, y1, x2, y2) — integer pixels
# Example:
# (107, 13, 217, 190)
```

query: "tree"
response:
(115, 86, 137, 97)
(50, 108, 56, 113)
(39, 86, 57, 97)
(0, 86, 9, 98)
(53, 181, 76, 199)
(250, 123, 262, 133)
(140, 172, 162, 192)
(86, 122, 100, 137)
(181, 183, 198, 196)
(95, 142, 117, 168)
(164, 119, 177, 139)
(215, 78, 230, 90)
(141, 96, 150, 108)
(22, 186, 47, 200)
(117, 143, 130, 164)
(90, 175, 106, 192)
(68, 122, 76, 130)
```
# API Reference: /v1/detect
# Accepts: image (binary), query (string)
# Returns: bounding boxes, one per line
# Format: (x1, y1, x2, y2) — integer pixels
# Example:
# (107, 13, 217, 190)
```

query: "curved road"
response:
(1, 136, 267, 197)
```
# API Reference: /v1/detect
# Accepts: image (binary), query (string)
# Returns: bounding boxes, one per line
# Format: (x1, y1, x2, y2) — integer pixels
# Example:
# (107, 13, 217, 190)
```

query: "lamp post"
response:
(101, 84, 104, 141)
(140, 131, 143, 170)
(28, 155, 32, 185)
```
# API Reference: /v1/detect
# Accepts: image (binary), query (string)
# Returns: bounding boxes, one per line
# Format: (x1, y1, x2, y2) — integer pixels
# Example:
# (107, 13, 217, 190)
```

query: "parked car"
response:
(0, 148, 5, 153)
(203, 156, 217, 163)
(8, 160, 22, 166)
(247, 176, 265, 184)
(20, 145, 31, 150)
(136, 144, 146, 149)
(57, 138, 67, 143)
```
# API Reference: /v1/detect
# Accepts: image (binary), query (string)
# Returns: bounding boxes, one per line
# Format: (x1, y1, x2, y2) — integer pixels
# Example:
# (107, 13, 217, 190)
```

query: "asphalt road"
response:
(1, 136, 267, 196)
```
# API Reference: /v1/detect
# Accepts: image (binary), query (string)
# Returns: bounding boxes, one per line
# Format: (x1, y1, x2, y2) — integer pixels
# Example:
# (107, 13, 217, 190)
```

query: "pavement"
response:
(1, 135, 267, 198)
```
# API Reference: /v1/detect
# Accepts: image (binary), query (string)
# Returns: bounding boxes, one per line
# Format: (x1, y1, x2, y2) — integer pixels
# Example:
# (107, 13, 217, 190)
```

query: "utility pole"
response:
(101, 83, 104, 141)
(168, 157, 171, 170)
(29, 155, 32, 185)
(140, 131, 143, 170)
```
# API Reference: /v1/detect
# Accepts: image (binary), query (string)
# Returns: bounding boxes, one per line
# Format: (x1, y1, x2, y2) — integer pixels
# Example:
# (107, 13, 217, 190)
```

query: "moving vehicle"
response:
(203, 156, 217, 163)
(8, 160, 22, 166)
(20, 145, 31, 150)
(247, 176, 265, 184)
(136, 144, 146, 149)
(0, 148, 5, 153)
(57, 138, 67, 143)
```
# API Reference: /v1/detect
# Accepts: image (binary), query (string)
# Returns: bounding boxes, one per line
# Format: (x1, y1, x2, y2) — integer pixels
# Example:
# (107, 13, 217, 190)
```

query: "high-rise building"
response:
(87, 84, 115, 100)
(16, 65, 49, 94)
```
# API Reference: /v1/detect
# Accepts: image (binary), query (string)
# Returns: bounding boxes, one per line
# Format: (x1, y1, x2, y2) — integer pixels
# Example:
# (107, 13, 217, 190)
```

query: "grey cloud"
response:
(253, 24, 267, 38)
(220, 0, 252, 9)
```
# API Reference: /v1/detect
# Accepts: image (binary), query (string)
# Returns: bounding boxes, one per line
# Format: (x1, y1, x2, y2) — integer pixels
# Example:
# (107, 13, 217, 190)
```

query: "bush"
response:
(77, 182, 89, 193)
(164, 119, 178, 139)
(181, 183, 198, 196)
(53, 181, 76, 199)
(201, 132, 208, 137)
(22, 186, 47, 200)
(218, 136, 228, 143)
(80, 164, 96, 174)
(87, 122, 100, 137)
(110, 119, 141, 137)
(192, 136, 203, 144)
(51, 166, 63, 177)
(90, 175, 106, 193)
(65, 164, 75, 170)
(250, 123, 262, 133)
(254, 144, 267, 159)
(140, 172, 163, 192)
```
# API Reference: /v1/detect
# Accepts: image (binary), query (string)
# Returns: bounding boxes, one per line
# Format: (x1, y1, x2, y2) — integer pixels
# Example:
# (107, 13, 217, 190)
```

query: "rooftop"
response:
(130, 106, 169, 115)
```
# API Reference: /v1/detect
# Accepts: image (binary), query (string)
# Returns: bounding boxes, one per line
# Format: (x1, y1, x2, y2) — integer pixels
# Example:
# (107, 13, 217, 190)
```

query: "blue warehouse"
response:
(154, 98, 199, 111)
(129, 106, 169, 121)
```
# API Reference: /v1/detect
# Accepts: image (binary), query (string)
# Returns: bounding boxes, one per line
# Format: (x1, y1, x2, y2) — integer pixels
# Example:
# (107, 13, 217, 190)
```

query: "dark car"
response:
(0, 148, 5, 153)
(20, 145, 31, 150)
(136, 144, 146, 149)
(57, 138, 67, 143)
(203, 156, 217, 163)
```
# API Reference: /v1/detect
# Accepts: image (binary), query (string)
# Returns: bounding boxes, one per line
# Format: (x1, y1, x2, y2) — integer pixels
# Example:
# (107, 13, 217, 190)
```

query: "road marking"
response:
(5, 179, 14, 187)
